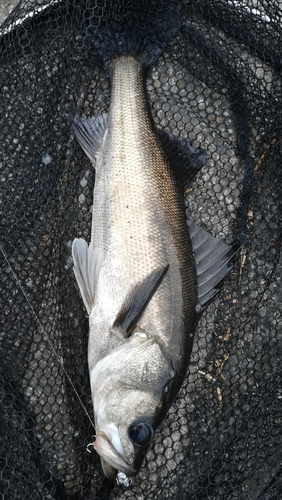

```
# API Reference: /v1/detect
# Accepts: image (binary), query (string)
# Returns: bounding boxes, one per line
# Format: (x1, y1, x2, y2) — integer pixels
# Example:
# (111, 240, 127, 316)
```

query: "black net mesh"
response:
(1, 1, 282, 498)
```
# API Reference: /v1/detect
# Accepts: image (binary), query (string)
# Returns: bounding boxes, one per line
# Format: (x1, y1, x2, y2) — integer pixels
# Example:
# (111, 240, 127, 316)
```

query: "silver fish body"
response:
(72, 54, 234, 480)
(90, 57, 197, 385)
(73, 55, 197, 478)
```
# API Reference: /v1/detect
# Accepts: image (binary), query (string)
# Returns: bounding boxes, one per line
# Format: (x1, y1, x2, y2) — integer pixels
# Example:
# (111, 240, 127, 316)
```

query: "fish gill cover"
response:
(0, 0, 282, 498)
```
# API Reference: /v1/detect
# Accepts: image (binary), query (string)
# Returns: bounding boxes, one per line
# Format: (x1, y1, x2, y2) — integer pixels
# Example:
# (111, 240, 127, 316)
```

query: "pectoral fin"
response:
(72, 238, 103, 314)
(189, 219, 237, 306)
(114, 265, 169, 337)
(70, 113, 108, 164)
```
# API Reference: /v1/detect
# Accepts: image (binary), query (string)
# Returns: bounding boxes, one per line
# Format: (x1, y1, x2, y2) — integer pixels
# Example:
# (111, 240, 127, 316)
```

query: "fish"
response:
(71, 5, 235, 483)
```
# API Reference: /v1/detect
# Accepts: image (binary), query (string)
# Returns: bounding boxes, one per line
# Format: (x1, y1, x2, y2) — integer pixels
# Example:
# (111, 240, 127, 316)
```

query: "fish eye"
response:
(128, 421, 154, 447)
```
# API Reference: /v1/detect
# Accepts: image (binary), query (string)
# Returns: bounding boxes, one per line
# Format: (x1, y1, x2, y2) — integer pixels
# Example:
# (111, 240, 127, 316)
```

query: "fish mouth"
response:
(94, 429, 136, 481)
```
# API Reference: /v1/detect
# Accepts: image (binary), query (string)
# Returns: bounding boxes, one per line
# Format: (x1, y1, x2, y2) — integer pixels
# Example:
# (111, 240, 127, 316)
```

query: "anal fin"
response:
(70, 113, 108, 164)
(114, 265, 169, 337)
(72, 238, 103, 315)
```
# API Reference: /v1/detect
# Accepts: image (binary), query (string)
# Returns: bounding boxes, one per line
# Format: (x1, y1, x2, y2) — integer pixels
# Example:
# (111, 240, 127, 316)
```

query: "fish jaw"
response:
(94, 427, 136, 479)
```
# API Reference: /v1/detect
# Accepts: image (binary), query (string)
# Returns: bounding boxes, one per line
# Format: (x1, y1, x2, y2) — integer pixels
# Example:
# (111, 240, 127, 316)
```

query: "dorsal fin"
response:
(158, 130, 206, 190)
(189, 219, 237, 307)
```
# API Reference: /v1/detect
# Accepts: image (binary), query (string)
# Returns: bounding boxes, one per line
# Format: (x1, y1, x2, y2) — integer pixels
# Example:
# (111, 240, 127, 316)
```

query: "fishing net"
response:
(1, 0, 282, 498)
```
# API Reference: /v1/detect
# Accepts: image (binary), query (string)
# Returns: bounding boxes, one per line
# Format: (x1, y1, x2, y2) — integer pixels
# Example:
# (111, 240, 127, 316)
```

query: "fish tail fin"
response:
(86, 3, 182, 69)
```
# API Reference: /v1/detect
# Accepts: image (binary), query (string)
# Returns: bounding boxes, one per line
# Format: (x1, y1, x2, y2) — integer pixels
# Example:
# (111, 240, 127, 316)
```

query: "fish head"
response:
(90, 333, 174, 481)
(93, 403, 156, 481)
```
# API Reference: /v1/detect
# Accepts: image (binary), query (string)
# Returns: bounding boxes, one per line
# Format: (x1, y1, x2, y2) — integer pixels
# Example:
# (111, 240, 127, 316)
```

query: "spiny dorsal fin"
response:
(114, 265, 169, 337)
(189, 219, 237, 307)
(72, 238, 103, 315)
(71, 113, 108, 165)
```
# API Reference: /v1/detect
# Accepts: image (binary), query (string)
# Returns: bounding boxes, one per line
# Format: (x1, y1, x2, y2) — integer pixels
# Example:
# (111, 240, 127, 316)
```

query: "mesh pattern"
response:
(0, 1, 282, 498)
